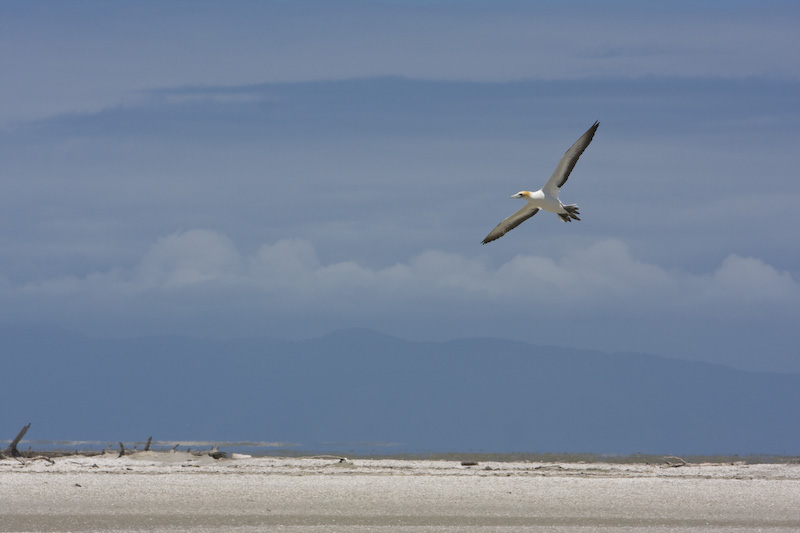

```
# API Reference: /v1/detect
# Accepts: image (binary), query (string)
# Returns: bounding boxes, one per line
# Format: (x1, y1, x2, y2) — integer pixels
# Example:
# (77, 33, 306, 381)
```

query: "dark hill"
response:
(1, 326, 797, 455)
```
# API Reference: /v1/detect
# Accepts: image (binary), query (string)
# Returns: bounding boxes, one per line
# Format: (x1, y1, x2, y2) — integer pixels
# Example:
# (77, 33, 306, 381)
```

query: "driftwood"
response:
(14, 455, 54, 466)
(5, 423, 31, 458)
(663, 455, 688, 467)
(1, 431, 231, 461)
(208, 446, 226, 460)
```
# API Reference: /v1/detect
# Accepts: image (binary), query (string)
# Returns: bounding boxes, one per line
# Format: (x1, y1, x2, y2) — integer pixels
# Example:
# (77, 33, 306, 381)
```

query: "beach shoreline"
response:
(3, 453, 800, 532)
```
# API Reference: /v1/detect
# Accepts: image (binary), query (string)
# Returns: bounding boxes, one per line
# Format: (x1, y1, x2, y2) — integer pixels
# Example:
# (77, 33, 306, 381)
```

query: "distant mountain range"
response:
(2, 325, 798, 455)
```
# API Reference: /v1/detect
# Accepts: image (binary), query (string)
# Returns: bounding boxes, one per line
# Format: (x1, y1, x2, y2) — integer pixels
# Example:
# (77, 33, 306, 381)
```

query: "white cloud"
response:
(248, 239, 320, 287)
(5, 230, 798, 370)
(704, 254, 799, 302)
(6, 231, 797, 322)
(135, 229, 242, 288)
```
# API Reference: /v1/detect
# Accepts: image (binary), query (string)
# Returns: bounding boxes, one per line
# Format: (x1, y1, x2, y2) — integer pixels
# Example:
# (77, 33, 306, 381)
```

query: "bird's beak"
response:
(510, 194, 520, 198)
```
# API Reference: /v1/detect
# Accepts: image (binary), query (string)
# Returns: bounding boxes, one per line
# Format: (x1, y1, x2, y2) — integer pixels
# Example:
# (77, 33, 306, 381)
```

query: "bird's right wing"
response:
(542, 121, 599, 195)
(482, 205, 540, 244)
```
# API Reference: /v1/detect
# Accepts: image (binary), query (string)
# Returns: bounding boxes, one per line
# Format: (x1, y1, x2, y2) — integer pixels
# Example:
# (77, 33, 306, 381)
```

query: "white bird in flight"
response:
(482, 121, 599, 244)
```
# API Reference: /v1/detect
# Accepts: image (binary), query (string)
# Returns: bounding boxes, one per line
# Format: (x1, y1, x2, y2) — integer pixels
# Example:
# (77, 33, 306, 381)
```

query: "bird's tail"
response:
(559, 204, 580, 222)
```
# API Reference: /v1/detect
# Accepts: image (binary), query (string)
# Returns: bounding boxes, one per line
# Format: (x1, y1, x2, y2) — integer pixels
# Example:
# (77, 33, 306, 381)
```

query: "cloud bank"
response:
(5, 230, 796, 352)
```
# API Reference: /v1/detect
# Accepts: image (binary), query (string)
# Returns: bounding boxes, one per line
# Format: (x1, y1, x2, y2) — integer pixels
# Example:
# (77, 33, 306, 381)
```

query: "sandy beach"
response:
(2, 452, 799, 532)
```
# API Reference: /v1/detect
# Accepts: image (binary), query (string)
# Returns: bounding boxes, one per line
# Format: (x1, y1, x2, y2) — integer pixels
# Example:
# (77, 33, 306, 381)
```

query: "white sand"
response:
(2, 452, 799, 532)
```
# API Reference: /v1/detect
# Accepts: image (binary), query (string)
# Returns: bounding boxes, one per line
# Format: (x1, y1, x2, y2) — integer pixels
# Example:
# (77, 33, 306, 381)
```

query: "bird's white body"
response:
(511, 189, 565, 215)
(482, 121, 598, 244)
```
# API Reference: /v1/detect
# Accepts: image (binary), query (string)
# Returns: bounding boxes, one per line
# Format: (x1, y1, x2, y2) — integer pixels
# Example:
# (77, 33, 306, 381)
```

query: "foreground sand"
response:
(2, 452, 799, 532)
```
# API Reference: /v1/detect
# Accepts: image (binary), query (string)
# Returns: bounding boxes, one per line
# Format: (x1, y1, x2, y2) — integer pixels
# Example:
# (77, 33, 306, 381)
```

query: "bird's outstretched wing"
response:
(542, 121, 599, 195)
(482, 206, 540, 244)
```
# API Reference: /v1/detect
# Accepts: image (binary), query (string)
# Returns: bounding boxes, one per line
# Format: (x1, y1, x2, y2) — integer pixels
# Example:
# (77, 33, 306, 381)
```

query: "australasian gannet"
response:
(481, 121, 599, 244)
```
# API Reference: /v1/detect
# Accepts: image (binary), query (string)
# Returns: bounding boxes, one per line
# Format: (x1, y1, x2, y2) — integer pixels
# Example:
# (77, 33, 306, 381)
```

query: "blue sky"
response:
(1, 0, 799, 372)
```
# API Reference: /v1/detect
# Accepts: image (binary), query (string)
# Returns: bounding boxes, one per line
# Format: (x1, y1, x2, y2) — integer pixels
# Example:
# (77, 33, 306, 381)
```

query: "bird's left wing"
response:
(482, 205, 540, 244)
(542, 121, 599, 195)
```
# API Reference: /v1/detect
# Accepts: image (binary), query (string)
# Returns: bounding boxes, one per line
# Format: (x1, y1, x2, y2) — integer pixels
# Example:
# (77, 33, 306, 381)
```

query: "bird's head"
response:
(510, 191, 531, 199)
